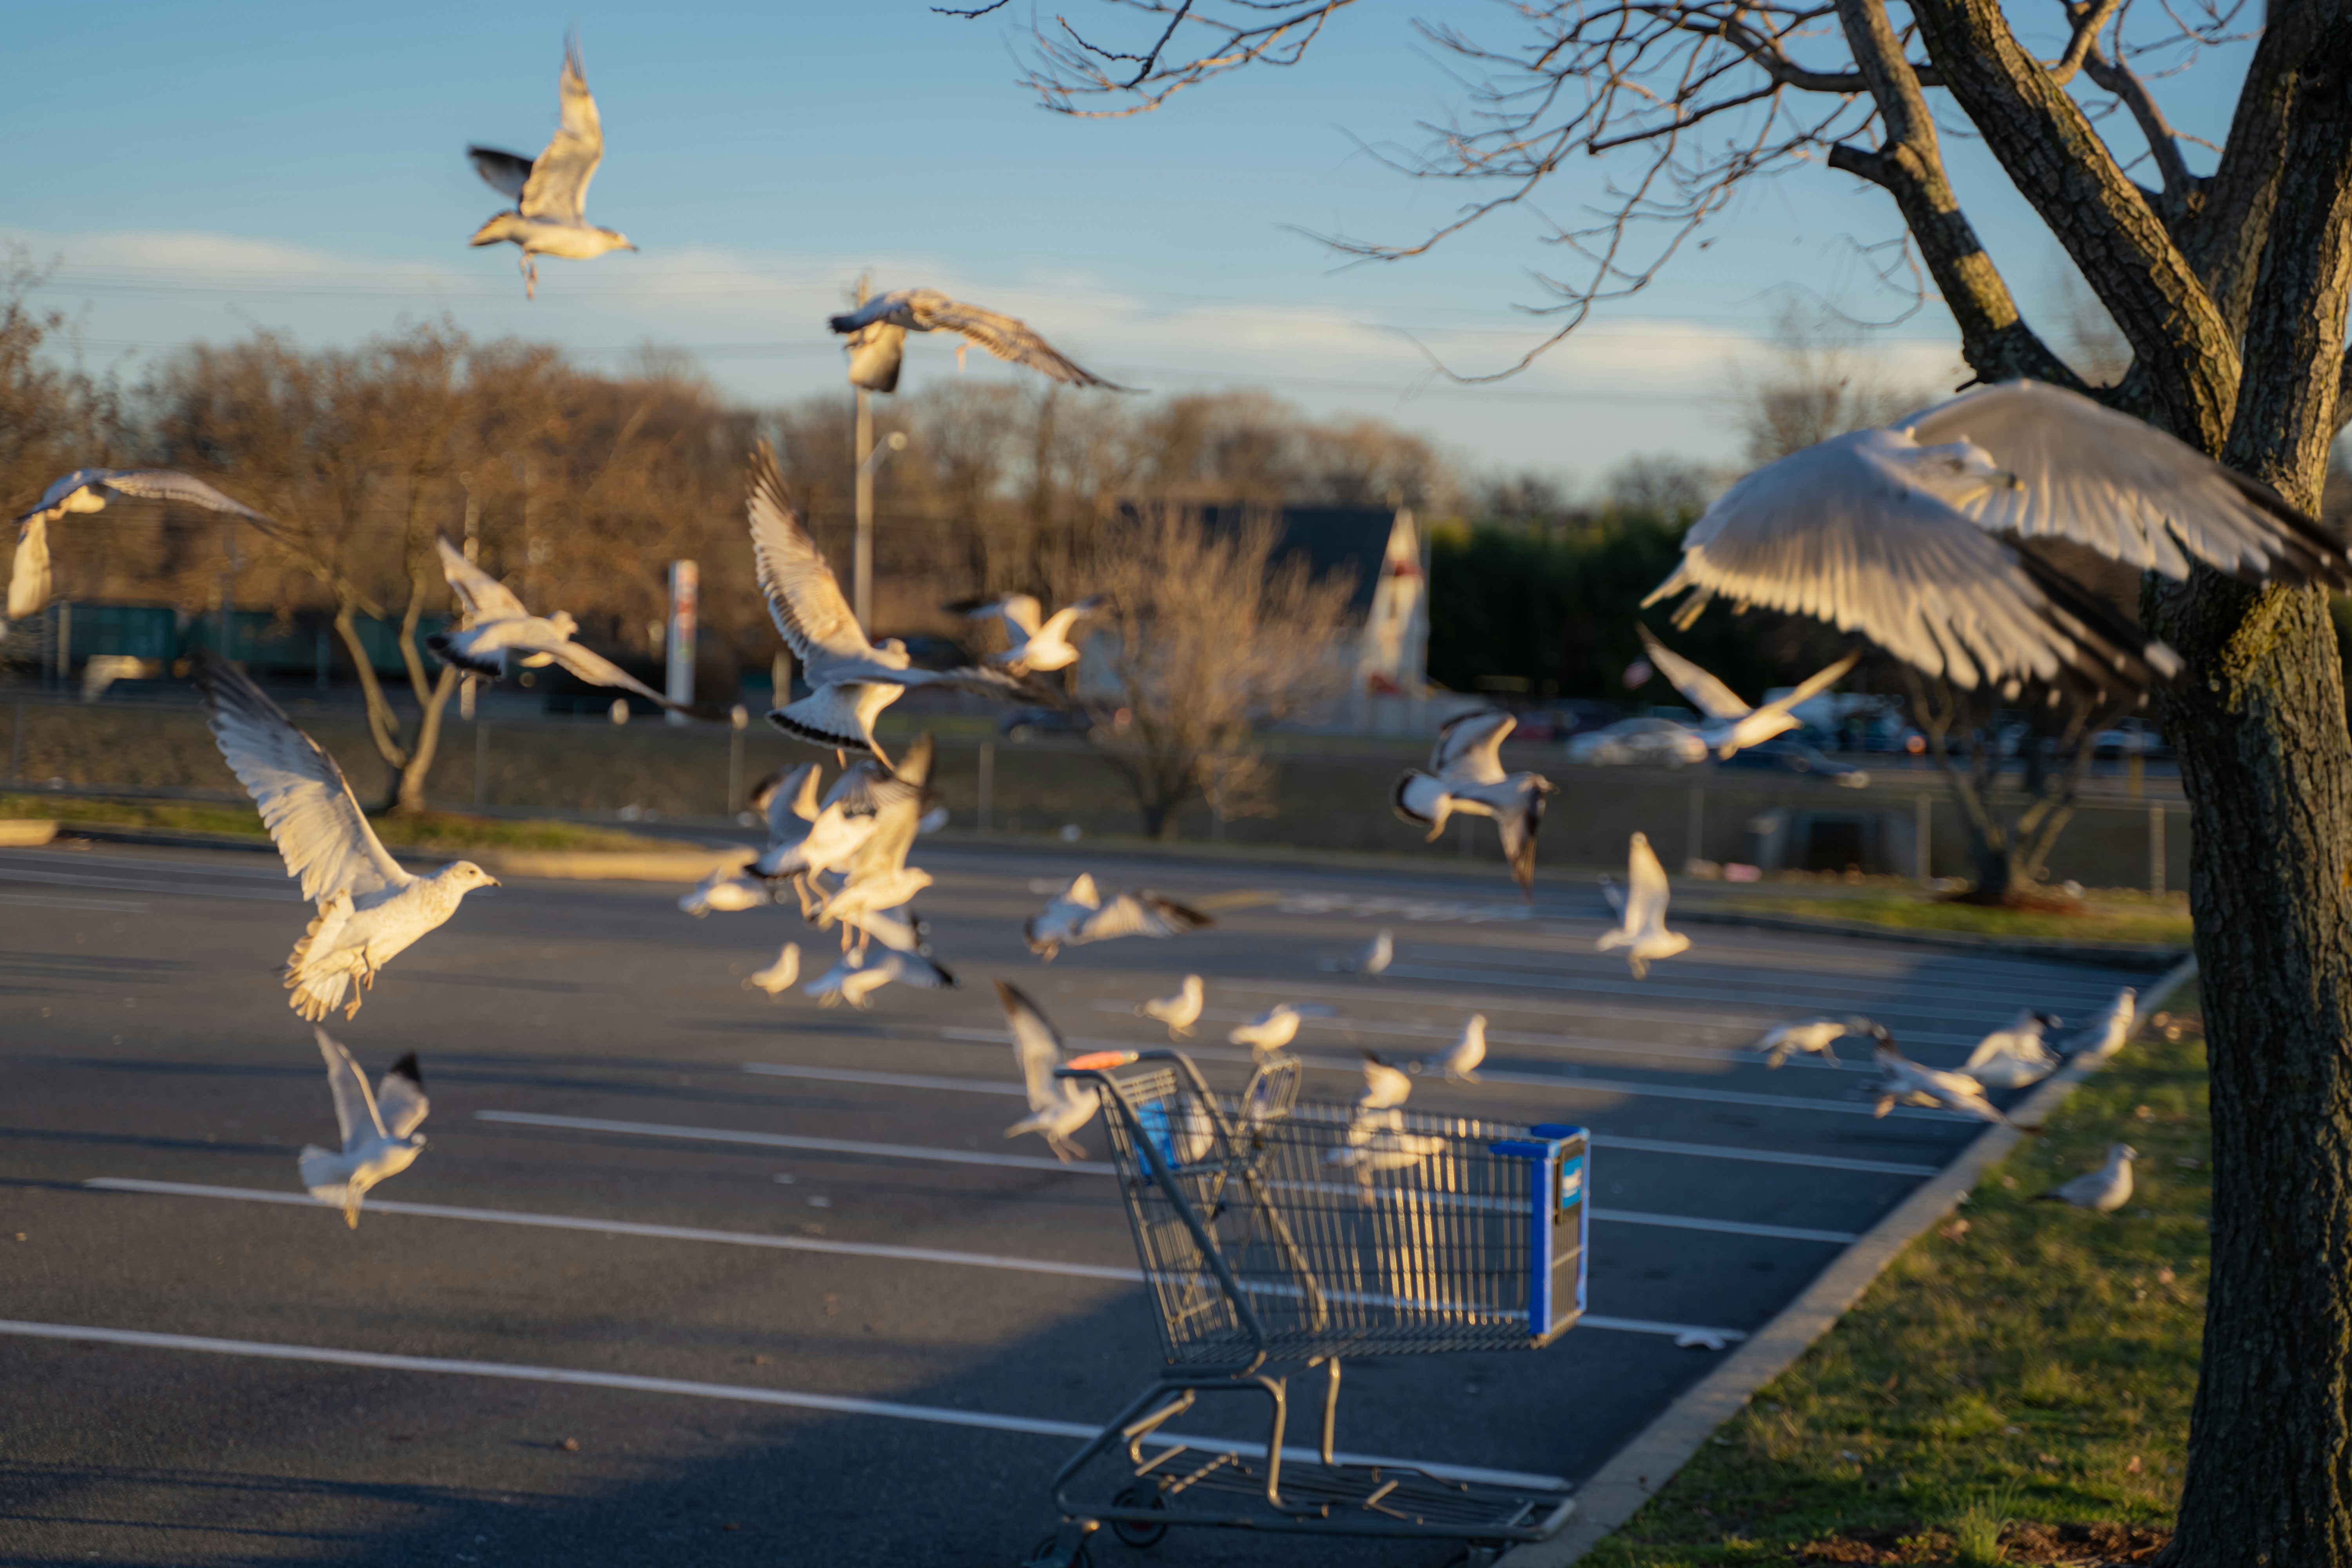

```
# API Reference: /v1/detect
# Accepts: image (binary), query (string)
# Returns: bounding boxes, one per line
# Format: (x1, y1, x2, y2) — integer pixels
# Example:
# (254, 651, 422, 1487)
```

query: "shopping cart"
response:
(1021, 1049, 1588, 1566)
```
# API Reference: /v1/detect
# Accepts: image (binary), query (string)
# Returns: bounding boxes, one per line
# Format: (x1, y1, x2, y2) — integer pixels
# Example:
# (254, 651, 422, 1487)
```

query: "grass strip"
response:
(1716, 892, 2190, 949)
(0, 795, 668, 855)
(1584, 990, 2207, 1566)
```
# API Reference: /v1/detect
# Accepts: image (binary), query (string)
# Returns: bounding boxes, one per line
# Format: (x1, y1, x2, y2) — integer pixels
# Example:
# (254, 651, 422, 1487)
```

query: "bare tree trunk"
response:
(2154, 31, 2352, 1565)
(394, 665, 459, 814)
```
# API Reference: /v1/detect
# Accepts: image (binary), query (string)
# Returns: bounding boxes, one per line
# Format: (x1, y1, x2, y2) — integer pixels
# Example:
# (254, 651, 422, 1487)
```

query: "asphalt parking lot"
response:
(0, 837, 2167, 1566)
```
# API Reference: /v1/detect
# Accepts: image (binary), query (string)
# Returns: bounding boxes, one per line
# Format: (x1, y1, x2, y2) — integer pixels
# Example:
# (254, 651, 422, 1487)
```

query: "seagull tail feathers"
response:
(426, 634, 506, 680)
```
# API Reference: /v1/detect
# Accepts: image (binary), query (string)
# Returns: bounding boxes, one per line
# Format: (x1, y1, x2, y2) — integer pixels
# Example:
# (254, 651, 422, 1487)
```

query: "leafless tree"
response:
(1730, 300, 1940, 464)
(960, 2, 2352, 1555)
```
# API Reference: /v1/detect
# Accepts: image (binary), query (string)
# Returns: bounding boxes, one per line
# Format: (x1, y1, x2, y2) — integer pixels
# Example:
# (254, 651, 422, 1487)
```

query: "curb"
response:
(1503, 951, 2201, 1568)
(0, 819, 57, 846)
(1676, 907, 2189, 968)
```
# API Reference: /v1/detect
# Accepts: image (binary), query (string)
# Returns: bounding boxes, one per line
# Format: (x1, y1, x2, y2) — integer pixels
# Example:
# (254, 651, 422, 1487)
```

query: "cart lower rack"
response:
(1022, 1050, 1589, 1565)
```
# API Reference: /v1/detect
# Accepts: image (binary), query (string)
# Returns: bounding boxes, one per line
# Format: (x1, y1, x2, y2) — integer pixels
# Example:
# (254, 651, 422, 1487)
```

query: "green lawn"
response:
(1586, 987, 2207, 1566)
(0, 794, 671, 855)
(1717, 891, 2192, 949)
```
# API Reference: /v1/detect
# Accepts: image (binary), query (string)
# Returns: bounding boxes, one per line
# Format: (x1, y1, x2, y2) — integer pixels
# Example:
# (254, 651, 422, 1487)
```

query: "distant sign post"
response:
(667, 560, 698, 726)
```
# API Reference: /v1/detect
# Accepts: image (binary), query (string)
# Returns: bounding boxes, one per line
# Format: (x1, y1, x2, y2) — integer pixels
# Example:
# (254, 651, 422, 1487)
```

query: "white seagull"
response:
(827, 289, 1132, 392)
(746, 444, 1027, 766)
(953, 592, 1111, 676)
(427, 539, 685, 711)
(198, 656, 497, 1021)
(1637, 628, 1860, 759)
(1227, 1001, 1332, 1059)
(1337, 929, 1393, 976)
(1961, 1008, 2065, 1089)
(1137, 974, 1205, 1038)
(2069, 987, 2139, 1065)
(1642, 380, 2352, 694)
(1391, 711, 1556, 897)
(298, 1028, 430, 1229)
(2039, 1142, 2138, 1212)
(1414, 1014, 1486, 1081)
(1753, 1016, 1865, 1069)
(1860, 1024, 2013, 1125)
(802, 944, 955, 1008)
(1596, 832, 1690, 979)
(744, 942, 801, 999)
(9, 468, 281, 634)
(818, 735, 941, 956)
(679, 867, 773, 918)
(467, 37, 636, 298)
(1357, 1050, 1414, 1112)
(998, 980, 1099, 1161)
(1023, 873, 1214, 961)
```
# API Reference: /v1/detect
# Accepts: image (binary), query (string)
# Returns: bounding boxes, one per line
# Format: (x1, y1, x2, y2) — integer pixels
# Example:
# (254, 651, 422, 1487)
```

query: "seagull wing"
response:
(902, 290, 1132, 390)
(540, 641, 686, 710)
(995, 980, 1068, 1110)
(1624, 834, 1670, 936)
(1903, 380, 2350, 586)
(434, 537, 531, 622)
(1751, 649, 1862, 721)
(198, 655, 410, 902)
(315, 1027, 388, 1150)
(375, 1053, 430, 1139)
(746, 442, 877, 673)
(1637, 628, 1751, 722)
(7, 514, 49, 623)
(468, 146, 534, 201)
(87, 469, 283, 533)
(1646, 433, 2178, 691)
(519, 37, 603, 223)
(1079, 891, 1212, 942)
(1431, 710, 1514, 784)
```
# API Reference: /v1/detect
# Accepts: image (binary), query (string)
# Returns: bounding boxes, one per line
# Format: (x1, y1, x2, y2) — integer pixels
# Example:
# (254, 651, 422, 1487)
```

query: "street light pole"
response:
(852, 429, 909, 636)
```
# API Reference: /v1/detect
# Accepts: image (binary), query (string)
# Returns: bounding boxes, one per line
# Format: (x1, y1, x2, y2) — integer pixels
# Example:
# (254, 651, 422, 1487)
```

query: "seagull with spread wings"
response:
(1643, 380, 2352, 695)
(997, 980, 1100, 1161)
(468, 37, 636, 298)
(950, 592, 1111, 676)
(743, 763, 877, 914)
(1596, 831, 1690, 979)
(1753, 1016, 1867, 1069)
(9, 469, 281, 634)
(1391, 711, 1556, 897)
(803, 944, 956, 1008)
(427, 539, 686, 712)
(1022, 872, 1214, 961)
(746, 444, 1028, 768)
(299, 1028, 431, 1229)
(1861, 1023, 2014, 1125)
(1961, 1008, 2065, 1089)
(1638, 628, 1860, 759)
(197, 655, 498, 1020)
(828, 289, 1131, 393)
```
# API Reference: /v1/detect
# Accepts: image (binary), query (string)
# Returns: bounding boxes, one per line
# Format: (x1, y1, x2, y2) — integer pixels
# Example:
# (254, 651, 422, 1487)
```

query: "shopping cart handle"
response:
(1060, 1050, 1138, 1074)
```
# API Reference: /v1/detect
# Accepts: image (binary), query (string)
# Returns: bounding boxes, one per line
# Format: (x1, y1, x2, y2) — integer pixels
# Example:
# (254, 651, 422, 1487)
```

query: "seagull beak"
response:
(485, 875, 503, 888)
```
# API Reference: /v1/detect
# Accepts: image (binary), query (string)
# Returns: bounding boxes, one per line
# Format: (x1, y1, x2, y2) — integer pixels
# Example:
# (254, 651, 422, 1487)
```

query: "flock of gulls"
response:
(9, 33, 2315, 1222)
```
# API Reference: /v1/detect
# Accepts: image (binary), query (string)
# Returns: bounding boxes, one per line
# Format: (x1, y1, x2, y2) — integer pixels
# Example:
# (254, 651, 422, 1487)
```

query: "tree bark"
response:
(2153, 24, 2352, 1565)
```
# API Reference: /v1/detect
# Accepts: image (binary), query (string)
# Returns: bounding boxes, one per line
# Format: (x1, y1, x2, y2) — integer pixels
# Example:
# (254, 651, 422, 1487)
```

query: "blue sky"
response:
(0, 2, 2255, 491)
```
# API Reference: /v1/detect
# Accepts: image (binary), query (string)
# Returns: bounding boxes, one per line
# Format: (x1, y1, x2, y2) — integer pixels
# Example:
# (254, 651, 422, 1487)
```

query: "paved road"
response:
(0, 837, 2167, 1566)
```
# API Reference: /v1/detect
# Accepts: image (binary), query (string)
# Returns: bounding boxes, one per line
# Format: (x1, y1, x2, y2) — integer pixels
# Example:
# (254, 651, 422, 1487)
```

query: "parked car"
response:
(1717, 737, 1871, 787)
(1565, 716, 1708, 768)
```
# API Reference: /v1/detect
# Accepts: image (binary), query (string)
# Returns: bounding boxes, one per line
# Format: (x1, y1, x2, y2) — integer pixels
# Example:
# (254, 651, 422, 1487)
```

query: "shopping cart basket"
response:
(1021, 1050, 1587, 1566)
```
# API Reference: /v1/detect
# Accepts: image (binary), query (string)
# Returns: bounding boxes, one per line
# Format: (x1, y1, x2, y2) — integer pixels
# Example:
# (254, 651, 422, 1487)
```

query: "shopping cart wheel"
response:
(1022, 1522, 1096, 1568)
(1109, 1485, 1169, 1547)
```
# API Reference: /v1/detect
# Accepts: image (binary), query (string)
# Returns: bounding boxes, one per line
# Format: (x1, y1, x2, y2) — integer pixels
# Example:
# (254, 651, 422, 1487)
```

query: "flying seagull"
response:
(1753, 1016, 1866, 1069)
(744, 942, 801, 999)
(9, 469, 281, 634)
(827, 289, 1132, 392)
(1414, 1014, 1486, 1081)
(428, 539, 686, 711)
(745, 443, 1027, 767)
(1961, 1008, 2064, 1089)
(1860, 1023, 2013, 1125)
(1357, 1050, 1413, 1113)
(1392, 711, 1556, 897)
(1597, 832, 1690, 979)
(299, 1028, 430, 1229)
(1335, 929, 1393, 975)
(950, 592, 1111, 675)
(2039, 1142, 2138, 1211)
(1024, 873, 1214, 960)
(468, 36, 636, 298)
(197, 655, 497, 1020)
(679, 867, 773, 918)
(1642, 380, 2352, 695)
(997, 980, 1099, 1161)
(802, 944, 955, 1008)
(1227, 1001, 1332, 1059)
(1637, 628, 1860, 759)
(2069, 987, 2138, 1065)
(1137, 974, 1204, 1038)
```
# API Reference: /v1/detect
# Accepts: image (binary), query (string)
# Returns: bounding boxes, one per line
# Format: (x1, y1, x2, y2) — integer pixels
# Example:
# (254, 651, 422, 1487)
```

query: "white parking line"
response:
(934, 1028, 1973, 1122)
(0, 849, 290, 879)
(740, 1062, 1941, 1176)
(469, 1113, 1869, 1240)
(0, 1318, 1571, 1491)
(0, 891, 149, 912)
(0, 865, 294, 901)
(82, 1179, 1749, 1344)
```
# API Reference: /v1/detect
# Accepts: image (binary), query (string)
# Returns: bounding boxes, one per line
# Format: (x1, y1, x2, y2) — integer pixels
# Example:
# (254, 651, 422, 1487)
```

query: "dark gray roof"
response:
(1185, 505, 1396, 618)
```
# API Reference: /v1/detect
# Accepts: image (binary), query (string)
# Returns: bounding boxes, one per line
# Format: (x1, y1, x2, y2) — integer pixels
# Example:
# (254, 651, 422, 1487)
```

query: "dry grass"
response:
(1585, 987, 2209, 1566)
(0, 793, 669, 854)
(1717, 891, 2191, 949)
